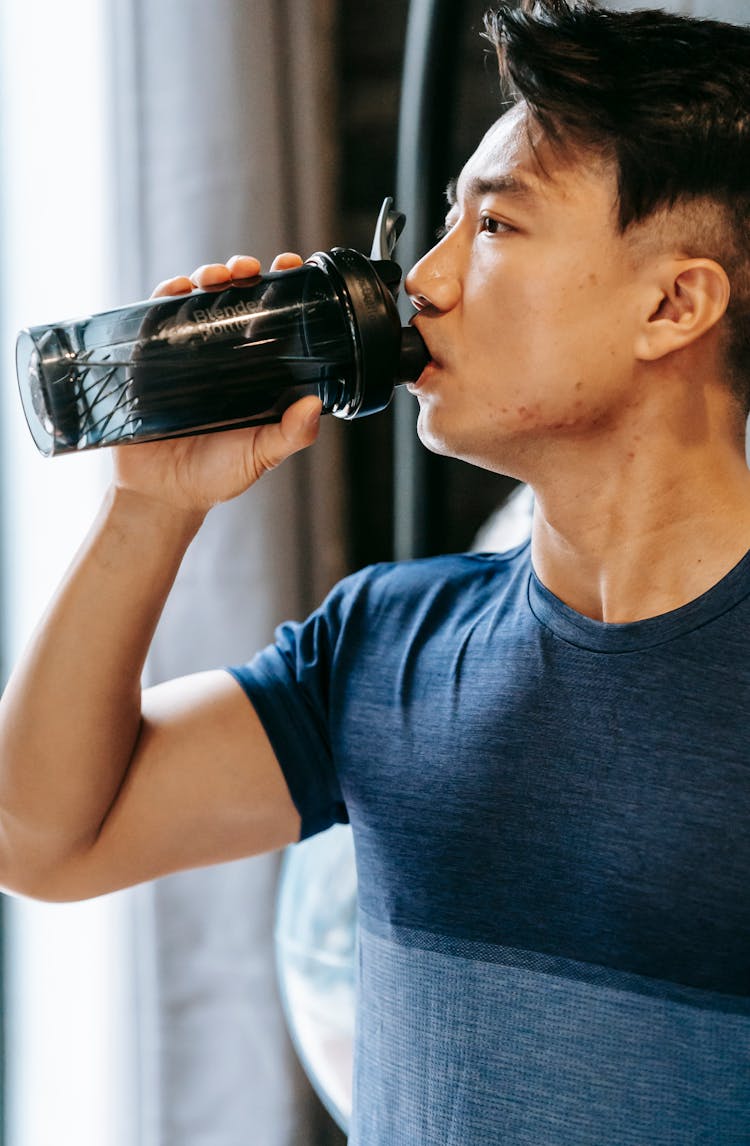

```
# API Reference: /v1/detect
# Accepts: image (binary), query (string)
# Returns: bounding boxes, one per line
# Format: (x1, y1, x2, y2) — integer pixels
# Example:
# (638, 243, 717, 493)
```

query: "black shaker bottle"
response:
(16, 199, 428, 457)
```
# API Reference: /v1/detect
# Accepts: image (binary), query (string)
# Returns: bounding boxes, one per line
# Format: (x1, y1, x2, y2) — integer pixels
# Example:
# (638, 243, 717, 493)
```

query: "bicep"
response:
(39, 669, 300, 901)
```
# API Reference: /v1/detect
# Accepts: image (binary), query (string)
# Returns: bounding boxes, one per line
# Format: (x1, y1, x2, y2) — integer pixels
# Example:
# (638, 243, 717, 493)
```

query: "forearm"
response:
(0, 483, 204, 885)
(0, 256, 321, 898)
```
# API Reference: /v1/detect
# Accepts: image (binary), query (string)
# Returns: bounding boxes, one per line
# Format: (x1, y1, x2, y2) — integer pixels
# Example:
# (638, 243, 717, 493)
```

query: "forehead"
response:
(454, 104, 617, 218)
(469, 104, 534, 178)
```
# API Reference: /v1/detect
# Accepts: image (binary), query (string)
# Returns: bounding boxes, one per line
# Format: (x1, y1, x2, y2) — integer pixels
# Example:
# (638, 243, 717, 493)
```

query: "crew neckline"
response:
(526, 544, 750, 653)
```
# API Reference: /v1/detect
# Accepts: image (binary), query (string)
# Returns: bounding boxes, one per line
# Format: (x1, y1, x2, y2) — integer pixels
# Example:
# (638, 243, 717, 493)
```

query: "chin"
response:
(415, 409, 454, 457)
(417, 417, 481, 468)
(416, 410, 529, 479)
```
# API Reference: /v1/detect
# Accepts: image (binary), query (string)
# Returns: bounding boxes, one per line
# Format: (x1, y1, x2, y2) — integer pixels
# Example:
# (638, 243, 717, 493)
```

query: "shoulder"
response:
(321, 542, 531, 634)
(262, 543, 532, 694)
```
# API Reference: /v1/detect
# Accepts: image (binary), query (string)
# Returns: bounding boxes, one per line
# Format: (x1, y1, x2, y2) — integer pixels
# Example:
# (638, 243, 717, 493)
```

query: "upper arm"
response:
(35, 669, 300, 901)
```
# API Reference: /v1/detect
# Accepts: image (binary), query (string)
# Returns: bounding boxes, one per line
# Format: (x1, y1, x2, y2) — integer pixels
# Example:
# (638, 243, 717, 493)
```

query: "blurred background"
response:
(0, 1, 745, 1144)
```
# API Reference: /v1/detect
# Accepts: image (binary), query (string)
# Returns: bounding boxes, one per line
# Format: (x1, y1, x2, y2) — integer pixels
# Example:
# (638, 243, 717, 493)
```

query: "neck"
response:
(527, 388, 750, 623)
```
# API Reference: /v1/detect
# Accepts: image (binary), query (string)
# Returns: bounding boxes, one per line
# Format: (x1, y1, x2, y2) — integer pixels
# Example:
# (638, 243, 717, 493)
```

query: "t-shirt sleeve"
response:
(225, 573, 367, 841)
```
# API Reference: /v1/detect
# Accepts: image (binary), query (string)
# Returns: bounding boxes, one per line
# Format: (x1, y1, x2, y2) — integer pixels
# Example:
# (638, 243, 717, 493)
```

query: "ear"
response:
(634, 258, 731, 363)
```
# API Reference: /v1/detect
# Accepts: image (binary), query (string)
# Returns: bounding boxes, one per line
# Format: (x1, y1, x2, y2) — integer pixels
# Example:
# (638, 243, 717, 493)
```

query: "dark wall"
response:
(337, 1, 519, 569)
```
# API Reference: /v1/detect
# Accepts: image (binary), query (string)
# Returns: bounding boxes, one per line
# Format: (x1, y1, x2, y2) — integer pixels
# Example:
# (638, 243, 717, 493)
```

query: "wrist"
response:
(105, 482, 207, 547)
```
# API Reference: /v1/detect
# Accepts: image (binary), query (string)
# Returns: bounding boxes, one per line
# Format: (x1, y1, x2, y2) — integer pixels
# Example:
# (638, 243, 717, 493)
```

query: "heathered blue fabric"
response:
(228, 541, 750, 1143)
(352, 920, 750, 1145)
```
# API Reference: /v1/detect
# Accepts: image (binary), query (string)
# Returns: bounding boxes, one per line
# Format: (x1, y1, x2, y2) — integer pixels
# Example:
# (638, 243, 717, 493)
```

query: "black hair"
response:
(483, 0, 750, 409)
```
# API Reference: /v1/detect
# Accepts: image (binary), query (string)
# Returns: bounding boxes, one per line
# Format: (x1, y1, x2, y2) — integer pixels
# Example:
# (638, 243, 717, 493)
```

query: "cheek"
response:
(498, 281, 626, 382)
(462, 265, 562, 359)
(456, 262, 631, 414)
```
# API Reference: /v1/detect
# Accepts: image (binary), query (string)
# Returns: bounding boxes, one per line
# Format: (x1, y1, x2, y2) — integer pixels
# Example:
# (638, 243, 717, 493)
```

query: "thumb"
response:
(250, 396, 323, 475)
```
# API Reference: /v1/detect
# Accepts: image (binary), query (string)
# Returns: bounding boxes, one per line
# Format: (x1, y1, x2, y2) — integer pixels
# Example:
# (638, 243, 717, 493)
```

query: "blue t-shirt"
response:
(229, 542, 750, 1145)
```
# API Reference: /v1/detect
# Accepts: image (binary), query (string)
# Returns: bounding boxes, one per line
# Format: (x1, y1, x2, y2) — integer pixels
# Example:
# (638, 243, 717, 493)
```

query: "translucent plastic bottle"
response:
(16, 200, 428, 457)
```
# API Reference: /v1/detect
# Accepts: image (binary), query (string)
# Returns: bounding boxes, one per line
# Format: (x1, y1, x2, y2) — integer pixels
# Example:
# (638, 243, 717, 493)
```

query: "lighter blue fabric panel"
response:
(350, 917, 750, 1146)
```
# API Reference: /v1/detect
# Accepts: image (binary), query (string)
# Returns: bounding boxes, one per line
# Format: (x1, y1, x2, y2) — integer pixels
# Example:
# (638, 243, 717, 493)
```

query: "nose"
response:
(404, 234, 462, 314)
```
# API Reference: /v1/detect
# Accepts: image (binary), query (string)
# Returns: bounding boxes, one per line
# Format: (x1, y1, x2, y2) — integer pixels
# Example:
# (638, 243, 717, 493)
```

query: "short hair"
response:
(483, 1, 750, 410)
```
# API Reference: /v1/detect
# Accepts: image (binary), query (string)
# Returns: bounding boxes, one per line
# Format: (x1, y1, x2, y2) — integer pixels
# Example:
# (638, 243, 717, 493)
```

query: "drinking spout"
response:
(397, 325, 429, 384)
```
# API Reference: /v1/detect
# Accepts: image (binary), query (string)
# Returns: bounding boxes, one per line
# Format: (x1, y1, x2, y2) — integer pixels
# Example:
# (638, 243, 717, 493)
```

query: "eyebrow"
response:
(445, 172, 539, 207)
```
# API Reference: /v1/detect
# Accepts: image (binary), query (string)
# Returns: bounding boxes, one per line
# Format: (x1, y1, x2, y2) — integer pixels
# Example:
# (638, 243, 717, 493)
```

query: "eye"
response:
(434, 213, 513, 241)
(479, 214, 512, 236)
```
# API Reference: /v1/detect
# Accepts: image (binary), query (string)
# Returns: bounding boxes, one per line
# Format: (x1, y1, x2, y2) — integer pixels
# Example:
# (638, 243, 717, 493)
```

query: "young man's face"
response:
(405, 104, 651, 476)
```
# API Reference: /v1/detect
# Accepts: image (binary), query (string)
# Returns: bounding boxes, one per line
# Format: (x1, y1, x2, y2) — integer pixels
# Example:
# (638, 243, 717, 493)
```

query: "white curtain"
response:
(605, 0, 747, 19)
(0, 5, 139, 1145)
(104, 1, 346, 1142)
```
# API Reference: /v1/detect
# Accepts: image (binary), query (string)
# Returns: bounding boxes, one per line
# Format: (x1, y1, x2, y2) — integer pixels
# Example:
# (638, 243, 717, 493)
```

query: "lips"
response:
(404, 323, 438, 393)
(406, 358, 439, 393)
(410, 320, 441, 369)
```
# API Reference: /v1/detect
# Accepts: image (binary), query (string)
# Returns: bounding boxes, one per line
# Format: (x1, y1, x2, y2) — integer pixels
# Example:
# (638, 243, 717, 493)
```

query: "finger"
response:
(270, 252, 304, 272)
(251, 396, 323, 474)
(279, 395, 323, 446)
(189, 263, 233, 289)
(150, 275, 194, 299)
(226, 255, 262, 279)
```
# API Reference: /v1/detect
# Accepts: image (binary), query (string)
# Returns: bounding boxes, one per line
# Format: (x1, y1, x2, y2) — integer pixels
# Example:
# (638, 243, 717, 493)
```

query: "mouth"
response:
(406, 321, 440, 390)
(406, 360, 437, 393)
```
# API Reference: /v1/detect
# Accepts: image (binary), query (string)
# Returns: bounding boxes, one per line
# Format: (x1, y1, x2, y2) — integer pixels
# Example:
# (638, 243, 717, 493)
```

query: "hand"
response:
(111, 252, 321, 519)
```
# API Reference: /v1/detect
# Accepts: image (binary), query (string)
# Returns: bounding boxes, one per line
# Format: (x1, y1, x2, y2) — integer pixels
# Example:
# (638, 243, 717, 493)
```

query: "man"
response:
(1, 1, 749, 1141)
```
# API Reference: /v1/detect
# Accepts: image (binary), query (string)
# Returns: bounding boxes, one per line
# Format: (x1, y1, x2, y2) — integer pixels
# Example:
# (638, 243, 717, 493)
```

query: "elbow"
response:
(0, 858, 82, 903)
(0, 830, 102, 903)
(0, 866, 106, 904)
